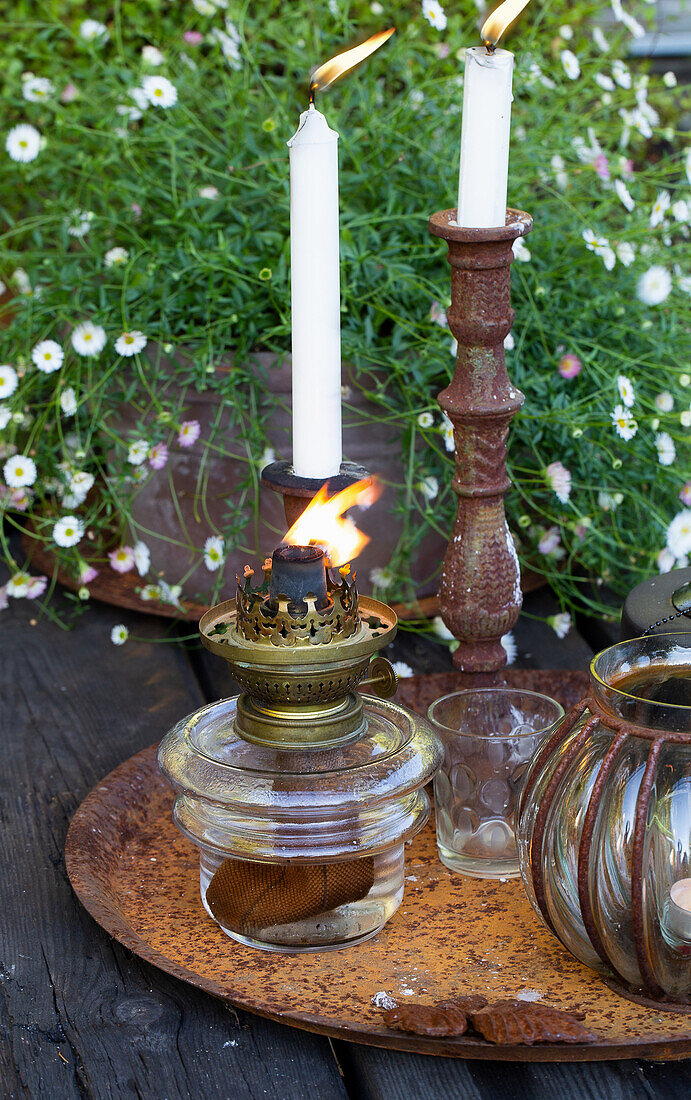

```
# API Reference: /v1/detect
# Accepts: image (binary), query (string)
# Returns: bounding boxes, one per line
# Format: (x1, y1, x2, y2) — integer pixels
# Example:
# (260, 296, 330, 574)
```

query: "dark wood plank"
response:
(335, 1044, 691, 1100)
(0, 585, 347, 1100)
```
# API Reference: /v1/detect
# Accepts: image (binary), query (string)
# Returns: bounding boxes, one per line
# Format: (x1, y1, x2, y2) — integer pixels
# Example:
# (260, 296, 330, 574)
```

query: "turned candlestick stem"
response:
(429, 208, 533, 673)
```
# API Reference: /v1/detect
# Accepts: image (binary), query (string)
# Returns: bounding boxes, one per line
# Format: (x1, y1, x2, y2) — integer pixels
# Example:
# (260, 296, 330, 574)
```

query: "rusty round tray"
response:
(66, 742, 691, 1061)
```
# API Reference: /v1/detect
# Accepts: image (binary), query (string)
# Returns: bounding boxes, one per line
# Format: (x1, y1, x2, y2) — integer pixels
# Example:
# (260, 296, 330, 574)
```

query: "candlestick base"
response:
(429, 207, 533, 673)
(261, 460, 370, 527)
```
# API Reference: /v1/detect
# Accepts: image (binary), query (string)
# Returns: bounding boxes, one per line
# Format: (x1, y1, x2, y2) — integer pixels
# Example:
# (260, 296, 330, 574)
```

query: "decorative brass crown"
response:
(224, 564, 360, 648)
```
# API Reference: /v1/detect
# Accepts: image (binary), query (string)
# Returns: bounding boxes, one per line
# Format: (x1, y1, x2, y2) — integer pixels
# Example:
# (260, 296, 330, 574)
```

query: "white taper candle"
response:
(457, 47, 514, 229)
(287, 105, 342, 480)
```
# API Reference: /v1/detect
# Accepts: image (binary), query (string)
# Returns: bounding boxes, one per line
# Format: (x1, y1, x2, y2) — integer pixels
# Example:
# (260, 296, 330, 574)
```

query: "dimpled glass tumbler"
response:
(428, 689, 564, 879)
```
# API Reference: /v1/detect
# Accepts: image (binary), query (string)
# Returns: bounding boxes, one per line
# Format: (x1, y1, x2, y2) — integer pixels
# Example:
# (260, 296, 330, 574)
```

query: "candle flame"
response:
(481, 0, 532, 47)
(283, 477, 382, 567)
(310, 28, 395, 102)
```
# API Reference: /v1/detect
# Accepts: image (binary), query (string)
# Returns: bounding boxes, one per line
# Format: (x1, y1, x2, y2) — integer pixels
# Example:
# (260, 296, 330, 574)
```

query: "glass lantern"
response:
(516, 633, 691, 1004)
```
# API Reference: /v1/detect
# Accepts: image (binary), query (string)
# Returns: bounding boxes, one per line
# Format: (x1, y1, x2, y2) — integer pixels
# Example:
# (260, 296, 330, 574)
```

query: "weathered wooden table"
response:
(2, 579, 689, 1098)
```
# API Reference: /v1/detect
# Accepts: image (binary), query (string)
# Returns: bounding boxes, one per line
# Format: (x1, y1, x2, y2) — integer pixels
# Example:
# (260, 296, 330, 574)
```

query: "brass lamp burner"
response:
(199, 544, 398, 750)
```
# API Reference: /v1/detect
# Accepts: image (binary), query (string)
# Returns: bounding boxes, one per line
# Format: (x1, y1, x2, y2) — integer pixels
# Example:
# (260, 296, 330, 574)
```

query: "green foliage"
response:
(0, 0, 689, 624)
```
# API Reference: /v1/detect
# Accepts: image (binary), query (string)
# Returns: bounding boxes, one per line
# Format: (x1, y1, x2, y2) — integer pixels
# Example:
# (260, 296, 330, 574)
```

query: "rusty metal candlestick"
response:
(429, 208, 533, 673)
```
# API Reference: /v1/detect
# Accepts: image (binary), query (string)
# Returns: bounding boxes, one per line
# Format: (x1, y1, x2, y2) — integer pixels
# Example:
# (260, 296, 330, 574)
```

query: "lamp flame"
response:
(481, 0, 532, 47)
(282, 477, 383, 567)
(310, 28, 395, 102)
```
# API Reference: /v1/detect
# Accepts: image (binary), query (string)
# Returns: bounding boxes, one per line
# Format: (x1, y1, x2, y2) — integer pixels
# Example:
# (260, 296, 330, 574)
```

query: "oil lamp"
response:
(158, 481, 443, 953)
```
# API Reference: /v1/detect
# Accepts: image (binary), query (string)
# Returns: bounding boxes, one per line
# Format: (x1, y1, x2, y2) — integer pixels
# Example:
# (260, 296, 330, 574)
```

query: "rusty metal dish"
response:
(66, 671, 691, 1062)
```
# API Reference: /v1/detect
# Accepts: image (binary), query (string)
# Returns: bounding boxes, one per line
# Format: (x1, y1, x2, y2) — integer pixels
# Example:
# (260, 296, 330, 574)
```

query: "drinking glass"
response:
(428, 689, 564, 879)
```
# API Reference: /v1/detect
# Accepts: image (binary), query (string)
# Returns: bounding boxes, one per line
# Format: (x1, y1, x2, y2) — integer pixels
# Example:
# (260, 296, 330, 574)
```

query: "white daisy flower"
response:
(593, 27, 610, 52)
(204, 535, 225, 571)
(369, 566, 394, 589)
(64, 470, 94, 507)
(512, 237, 531, 262)
(559, 25, 574, 40)
(598, 490, 624, 512)
(501, 632, 517, 665)
(617, 374, 635, 408)
(614, 179, 635, 212)
(141, 75, 178, 109)
(650, 191, 671, 228)
(53, 515, 84, 548)
(22, 76, 54, 102)
(417, 411, 434, 429)
(104, 247, 129, 268)
(548, 612, 572, 639)
(198, 186, 220, 200)
(66, 209, 93, 238)
(6, 572, 30, 598)
(32, 339, 64, 373)
(655, 431, 676, 466)
(560, 50, 580, 80)
(0, 365, 18, 399)
(611, 0, 645, 39)
(663, 71, 677, 89)
(159, 580, 183, 608)
(12, 268, 32, 294)
(140, 584, 162, 601)
(657, 547, 676, 573)
(419, 475, 439, 501)
(0, 406, 11, 430)
(432, 615, 454, 641)
(616, 241, 636, 267)
(595, 73, 615, 92)
(141, 45, 164, 66)
(637, 266, 672, 306)
(133, 541, 151, 576)
(673, 270, 691, 292)
(210, 24, 242, 69)
(60, 387, 78, 416)
(441, 412, 455, 452)
(681, 409, 691, 428)
(71, 321, 107, 357)
(504, 332, 515, 350)
(611, 404, 638, 441)
(545, 461, 572, 504)
(5, 124, 41, 163)
(550, 154, 568, 191)
(129, 86, 150, 113)
(392, 661, 414, 678)
(655, 392, 674, 413)
(127, 439, 149, 466)
(422, 1, 447, 30)
(191, 0, 219, 12)
(3, 454, 37, 487)
(672, 199, 689, 224)
(110, 624, 129, 646)
(115, 331, 147, 357)
(612, 60, 632, 89)
(582, 228, 615, 271)
(667, 510, 691, 560)
(79, 19, 109, 43)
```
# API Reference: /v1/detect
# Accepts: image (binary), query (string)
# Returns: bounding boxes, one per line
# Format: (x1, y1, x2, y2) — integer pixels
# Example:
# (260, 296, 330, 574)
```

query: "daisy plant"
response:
(0, 0, 689, 636)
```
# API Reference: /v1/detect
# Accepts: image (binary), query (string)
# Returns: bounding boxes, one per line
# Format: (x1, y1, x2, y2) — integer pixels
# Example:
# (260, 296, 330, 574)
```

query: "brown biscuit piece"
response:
(469, 999, 596, 1046)
(382, 1002, 471, 1038)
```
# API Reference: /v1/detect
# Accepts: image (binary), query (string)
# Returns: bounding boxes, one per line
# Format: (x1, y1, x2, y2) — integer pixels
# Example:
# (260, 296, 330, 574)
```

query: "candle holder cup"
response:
(429, 208, 532, 673)
(262, 459, 370, 527)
